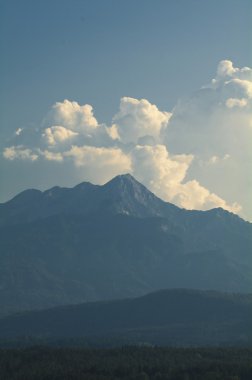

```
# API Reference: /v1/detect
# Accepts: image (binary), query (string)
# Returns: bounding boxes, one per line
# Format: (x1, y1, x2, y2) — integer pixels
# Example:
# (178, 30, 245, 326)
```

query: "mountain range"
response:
(0, 174, 251, 316)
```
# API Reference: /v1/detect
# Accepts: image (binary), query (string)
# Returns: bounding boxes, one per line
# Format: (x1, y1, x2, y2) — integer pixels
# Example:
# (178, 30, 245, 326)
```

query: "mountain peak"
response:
(103, 173, 153, 197)
(103, 173, 151, 194)
(105, 173, 140, 185)
(1, 174, 245, 227)
(99, 173, 175, 218)
(115, 173, 134, 180)
(6, 189, 42, 205)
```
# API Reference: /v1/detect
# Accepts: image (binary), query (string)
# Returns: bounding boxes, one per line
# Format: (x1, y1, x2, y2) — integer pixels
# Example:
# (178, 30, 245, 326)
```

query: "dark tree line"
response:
(0, 346, 251, 380)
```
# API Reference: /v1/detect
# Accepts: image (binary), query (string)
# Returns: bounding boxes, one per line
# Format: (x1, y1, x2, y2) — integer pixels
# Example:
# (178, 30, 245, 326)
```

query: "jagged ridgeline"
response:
(0, 174, 251, 316)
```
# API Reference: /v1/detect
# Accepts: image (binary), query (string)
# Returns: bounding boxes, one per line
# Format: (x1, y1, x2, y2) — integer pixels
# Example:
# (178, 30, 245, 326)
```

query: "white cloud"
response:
(225, 98, 248, 108)
(164, 59, 252, 218)
(206, 154, 231, 165)
(173, 180, 241, 213)
(3, 146, 38, 161)
(40, 150, 64, 162)
(42, 126, 78, 146)
(215, 59, 252, 82)
(208, 155, 219, 165)
(131, 144, 193, 193)
(64, 145, 131, 183)
(130, 144, 240, 213)
(216, 60, 237, 78)
(49, 99, 98, 133)
(106, 124, 120, 141)
(43, 100, 117, 148)
(15, 128, 23, 136)
(112, 97, 171, 144)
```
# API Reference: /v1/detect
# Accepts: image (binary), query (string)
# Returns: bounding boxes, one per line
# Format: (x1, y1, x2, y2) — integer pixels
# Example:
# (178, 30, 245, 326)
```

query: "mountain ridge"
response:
(0, 174, 246, 227)
(0, 174, 251, 316)
(0, 288, 251, 346)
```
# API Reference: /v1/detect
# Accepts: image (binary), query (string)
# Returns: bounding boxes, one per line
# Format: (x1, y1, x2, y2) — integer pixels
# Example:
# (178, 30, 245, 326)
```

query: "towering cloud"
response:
(42, 126, 78, 146)
(112, 97, 171, 144)
(164, 60, 252, 218)
(3, 60, 251, 217)
(131, 144, 240, 213)
(48, 100, 99, 132)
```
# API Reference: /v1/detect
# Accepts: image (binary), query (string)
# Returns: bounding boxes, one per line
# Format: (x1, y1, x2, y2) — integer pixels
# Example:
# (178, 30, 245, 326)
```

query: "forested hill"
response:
(0, 289, 251, 346)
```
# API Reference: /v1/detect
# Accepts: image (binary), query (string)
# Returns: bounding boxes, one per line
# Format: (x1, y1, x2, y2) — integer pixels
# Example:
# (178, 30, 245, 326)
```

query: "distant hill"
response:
(0, 174, 251, 316)
(0, 289, 251, 346)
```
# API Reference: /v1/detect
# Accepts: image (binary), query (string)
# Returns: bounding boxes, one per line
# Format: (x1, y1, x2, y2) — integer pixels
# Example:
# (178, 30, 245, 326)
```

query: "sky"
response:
(0, 0, 252, 220)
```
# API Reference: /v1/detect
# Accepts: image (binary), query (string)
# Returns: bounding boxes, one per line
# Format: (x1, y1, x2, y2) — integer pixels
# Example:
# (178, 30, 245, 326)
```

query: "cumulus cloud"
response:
(3, 60, 251, 217)
(48, 99, 98, 132)
(216, 60, 237, 78)
(41, 100, 117, 149)
(214, 60, 252, 82)
(164, 59, 252, 218)
(130, 144, 240, 213)
(112, 97, 171, 144)
(40, 150, 64, 162)
(42, 126, 78, 146)
(131, 145, 193, 194)
(3, 146, 38, 161)
(225, 98, 248, 108)
(64, 145, 131, 183)
(172, 180, 241, 213)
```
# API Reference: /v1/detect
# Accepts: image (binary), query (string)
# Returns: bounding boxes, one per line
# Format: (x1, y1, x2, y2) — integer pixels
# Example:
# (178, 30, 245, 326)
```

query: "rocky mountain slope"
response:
(0, 174, 251, 316)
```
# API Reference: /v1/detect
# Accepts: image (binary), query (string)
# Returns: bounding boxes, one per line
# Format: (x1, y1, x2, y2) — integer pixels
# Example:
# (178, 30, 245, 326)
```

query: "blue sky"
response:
(1, 0, 251, 129)
(1, 0, 252, 219)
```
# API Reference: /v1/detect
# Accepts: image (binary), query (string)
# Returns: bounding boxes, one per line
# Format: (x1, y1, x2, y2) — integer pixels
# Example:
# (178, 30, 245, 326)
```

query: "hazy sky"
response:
(1, 0, 252, 220)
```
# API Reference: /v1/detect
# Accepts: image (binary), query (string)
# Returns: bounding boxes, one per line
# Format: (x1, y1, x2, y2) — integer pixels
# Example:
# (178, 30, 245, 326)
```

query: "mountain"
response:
(0, 289, 251, 346)
(0, 174, 251, 316)
(0, 174, 180, 226)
